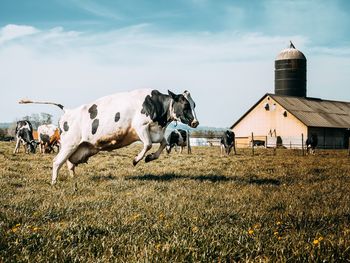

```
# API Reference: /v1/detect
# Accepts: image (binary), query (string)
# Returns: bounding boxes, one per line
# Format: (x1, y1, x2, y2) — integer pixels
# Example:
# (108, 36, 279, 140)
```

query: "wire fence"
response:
(188, 132, 350, 156)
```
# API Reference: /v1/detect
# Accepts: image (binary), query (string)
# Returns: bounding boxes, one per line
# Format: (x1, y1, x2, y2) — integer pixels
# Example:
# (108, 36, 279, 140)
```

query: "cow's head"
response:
(226, 130, 234, 140)
(27, 140, 37, 153)
(168, 90, 199, 128)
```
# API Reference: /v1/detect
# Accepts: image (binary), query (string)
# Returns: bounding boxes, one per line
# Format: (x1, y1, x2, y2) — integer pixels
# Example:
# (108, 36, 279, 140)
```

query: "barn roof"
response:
(231, 93, 350, 129)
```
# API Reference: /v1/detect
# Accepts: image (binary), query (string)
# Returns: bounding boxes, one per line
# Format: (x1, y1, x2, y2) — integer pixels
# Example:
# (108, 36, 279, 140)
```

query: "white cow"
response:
(19, 89, 199, 184)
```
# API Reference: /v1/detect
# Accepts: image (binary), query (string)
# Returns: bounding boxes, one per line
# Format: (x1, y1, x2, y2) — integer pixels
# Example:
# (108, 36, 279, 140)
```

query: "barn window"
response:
(283, 111, 287, 117)
(264, 103, 269, 111)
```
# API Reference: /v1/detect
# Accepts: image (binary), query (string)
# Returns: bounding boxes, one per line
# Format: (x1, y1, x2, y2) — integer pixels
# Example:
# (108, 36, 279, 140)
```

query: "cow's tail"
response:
(19, 99, 65, 111)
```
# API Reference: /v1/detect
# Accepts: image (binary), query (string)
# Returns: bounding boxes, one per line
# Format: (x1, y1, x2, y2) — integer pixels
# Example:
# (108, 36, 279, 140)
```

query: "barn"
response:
(231, 43, 350, 149)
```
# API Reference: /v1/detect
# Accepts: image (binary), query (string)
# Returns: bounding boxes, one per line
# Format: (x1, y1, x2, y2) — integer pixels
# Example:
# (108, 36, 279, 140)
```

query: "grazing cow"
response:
(13, 120, 37, 154)
(306, 134, 318, 155)
(37, 124, 60, 153)
(19, 89, 199, 185)
(220, 130, 236, 156)
(166, 129, 188, 154)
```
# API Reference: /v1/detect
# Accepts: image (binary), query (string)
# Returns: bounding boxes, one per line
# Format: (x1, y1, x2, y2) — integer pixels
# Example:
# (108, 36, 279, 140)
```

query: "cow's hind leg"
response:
(52, 146, 78, 185)
(66, 160, 76, 178)
(145, 138, 167, 163)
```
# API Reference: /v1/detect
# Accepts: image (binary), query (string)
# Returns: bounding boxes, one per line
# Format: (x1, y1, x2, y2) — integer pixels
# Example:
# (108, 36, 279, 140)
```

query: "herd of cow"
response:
(13, 88, 317, 185)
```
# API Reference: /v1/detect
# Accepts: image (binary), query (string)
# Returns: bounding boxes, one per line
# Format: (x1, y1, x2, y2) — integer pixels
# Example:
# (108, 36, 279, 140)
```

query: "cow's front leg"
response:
(133, 125, 152, 166)
(13, 138, 20, 154)
(52, 145, 78, 185)
(145, 138, 167, 163)
(220, 145, 224, 156)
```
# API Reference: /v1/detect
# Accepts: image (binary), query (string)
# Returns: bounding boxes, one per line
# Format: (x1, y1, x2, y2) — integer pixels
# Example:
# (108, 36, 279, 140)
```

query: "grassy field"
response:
(0, 141, 350, 262)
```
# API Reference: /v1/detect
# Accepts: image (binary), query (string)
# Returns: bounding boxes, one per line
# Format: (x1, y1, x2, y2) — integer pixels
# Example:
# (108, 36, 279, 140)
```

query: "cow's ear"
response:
(168, 90, 178, 101)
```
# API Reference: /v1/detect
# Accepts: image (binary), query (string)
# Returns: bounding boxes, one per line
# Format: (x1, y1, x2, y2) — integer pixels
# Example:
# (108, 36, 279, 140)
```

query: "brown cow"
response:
(37, 124, 60, 153)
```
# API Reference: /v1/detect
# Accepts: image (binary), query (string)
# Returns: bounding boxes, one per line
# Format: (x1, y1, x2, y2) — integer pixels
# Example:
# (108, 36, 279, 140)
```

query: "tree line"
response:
(0, 113, 53, 141)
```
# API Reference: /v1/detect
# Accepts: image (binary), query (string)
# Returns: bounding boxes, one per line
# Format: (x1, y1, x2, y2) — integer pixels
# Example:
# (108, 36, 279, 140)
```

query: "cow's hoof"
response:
(51, 180, 57, 185)
(132, 159, 138, 166)
(145, 154, 153, 163)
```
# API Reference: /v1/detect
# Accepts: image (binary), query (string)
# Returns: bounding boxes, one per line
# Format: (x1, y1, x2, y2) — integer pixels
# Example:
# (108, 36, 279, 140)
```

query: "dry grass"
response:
(0, 141, 350, 262)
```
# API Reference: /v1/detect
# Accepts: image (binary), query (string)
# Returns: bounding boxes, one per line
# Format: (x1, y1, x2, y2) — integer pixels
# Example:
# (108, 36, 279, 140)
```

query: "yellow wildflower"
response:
(248, 229, 254, 235)
(158, 213, 165, 220)
(155, 244, 161, 250)
(254, 223, 261, 229)
(131, 214, 141, 221)
(313, 239, 319, 246)
(276, 221, 282, 226)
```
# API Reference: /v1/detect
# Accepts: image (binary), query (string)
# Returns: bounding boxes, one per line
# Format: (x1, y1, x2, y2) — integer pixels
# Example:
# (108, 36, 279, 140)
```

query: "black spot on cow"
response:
(141, 90, 172, 127)
(115, 112, 120, 122)
(88, 104, 98, 119)
(92, 119, 99, 135)
(63, 122, 69, 132)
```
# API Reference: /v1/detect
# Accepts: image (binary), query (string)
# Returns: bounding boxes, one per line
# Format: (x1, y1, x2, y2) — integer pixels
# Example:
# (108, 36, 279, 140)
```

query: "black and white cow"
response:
(220, 130, 236, 156)
(306, 134, 318, 155)
(13, 120, 37, 154)
(20, 89, 199, 184)
(166, 129, 188, 154)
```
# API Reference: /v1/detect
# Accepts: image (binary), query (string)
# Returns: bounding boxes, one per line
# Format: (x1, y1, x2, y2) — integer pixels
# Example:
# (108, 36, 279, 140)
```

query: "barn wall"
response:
(308, 127, 349, 149)
(233, 95, 307, 148)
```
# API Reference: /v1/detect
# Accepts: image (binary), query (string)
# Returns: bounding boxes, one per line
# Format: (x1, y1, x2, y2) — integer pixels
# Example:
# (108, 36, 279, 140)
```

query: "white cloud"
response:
(0, 24, 349, 127)
(0, 24, 39, 44)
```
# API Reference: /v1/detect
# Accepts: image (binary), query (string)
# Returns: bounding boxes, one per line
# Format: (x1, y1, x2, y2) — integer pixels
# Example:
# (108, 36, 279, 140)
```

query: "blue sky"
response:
(1, 0, 350, 127)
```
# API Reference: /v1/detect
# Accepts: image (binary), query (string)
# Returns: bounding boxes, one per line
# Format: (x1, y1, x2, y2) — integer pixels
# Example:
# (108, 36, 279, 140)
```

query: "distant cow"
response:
(166, 129, 188, 154)
(220, 130, 236, 155)
(13, 120, 37, 154)
(20, 89, 199, 185)
(37, 124, 60, 153)
(306, 134, 318, 155)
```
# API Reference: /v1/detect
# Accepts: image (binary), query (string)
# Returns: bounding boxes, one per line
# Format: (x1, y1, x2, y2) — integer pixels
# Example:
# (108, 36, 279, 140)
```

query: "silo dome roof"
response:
(276, 42, 306, 61)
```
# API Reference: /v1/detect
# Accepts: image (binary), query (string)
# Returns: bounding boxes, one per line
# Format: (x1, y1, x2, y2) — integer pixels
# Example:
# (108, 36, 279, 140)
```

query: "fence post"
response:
(187, 130, 191, 154)
(251, 132, 254, 156)
(302, 133, 304, 156)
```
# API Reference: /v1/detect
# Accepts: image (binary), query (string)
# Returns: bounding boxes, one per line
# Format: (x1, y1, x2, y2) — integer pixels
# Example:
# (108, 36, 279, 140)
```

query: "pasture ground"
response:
(0, 141, 350, 262)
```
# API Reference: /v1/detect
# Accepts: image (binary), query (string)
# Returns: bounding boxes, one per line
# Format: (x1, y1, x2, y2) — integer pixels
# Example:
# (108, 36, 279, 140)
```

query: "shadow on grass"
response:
(126, 173, 281, 185)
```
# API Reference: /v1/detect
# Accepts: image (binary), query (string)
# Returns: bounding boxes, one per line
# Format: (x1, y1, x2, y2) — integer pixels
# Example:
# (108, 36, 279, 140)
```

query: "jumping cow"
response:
(13, 120, 37, 154)
(20, 89, 199, 185)
(306, 134, 318, 155)
(166, 129, 188, 154)
(220, 130, 236, 156)
(37, 124, 60, 153)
